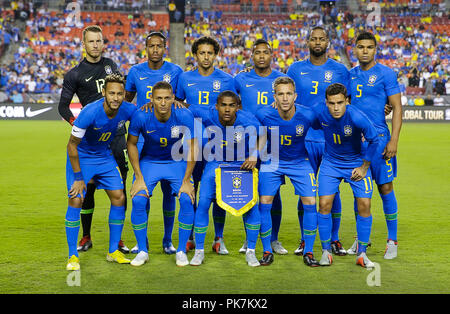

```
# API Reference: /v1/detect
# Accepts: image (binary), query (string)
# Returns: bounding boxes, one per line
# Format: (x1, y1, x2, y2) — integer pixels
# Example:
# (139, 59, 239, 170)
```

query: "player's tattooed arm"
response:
(67, 135, 86, 200)
(384, 93, 402, 160)
(351, 160, 370, 181)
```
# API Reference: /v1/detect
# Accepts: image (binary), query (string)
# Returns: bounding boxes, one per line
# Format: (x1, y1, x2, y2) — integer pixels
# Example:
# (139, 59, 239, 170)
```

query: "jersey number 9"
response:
(160, 137, 168, 147)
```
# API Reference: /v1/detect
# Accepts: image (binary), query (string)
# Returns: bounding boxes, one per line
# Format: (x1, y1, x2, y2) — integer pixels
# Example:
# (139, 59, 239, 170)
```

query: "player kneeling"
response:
(315, 84, 380, 268)
(126, 81, 197, 267)
(65, 73, 137, 270)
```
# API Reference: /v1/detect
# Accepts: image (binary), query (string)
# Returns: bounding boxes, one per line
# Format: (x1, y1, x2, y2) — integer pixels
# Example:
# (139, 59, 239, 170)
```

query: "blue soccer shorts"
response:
(66, 154, 124, 198)
(362, 134, 397, 186)
(305, 139, 325, 175)
(318, 159, 373, 198)
(259, 159, 317, 197)
(138, 160, 187, 196)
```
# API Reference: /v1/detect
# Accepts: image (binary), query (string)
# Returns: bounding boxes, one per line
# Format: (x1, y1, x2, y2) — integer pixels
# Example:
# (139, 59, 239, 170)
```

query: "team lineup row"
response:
(61, 25, 402, 271)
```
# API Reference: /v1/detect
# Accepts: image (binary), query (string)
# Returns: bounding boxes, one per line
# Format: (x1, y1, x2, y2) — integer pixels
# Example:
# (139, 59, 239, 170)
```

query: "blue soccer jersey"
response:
(125, 61, 183, 108)
(73, 98, 137, 158)
(188, 106, 261, 163)
(255, 104, 318, 197)
(128, 106, 195, 163)
(176, 68, 236, 107)
(234, 69, 286, 114)
(287, 58, 350, 142)
(314, 103, 379, 168)
(349, 63, 401, 136)
(255, 104, 318, 162)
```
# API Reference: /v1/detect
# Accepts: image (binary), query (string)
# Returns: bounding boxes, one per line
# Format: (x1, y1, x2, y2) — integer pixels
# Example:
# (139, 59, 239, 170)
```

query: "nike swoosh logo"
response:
(85, 76, 93, 82)
(207, 127, 216, 132)
(352, 77, 357, 80)
(25, 107, 53, 117)
(387, 174, 393, 178)
(147, 130, 156, 134)
(246, 84, 255, 87)
(268, 127, 277, 130)
(301, 72, 309, 75)
(188, 83, 196, 86)
(93, 127, 101, 130)
(139, 77, 148, 80)
(321, 123, 328, 126)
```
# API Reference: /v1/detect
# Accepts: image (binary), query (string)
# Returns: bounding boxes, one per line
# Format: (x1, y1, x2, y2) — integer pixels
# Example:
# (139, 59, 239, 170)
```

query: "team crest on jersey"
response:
(232, 175, 242, 189)
(171, 126, 180, 138)
(296, 124, 304, 136)
(344, 125, 352, 136)
(234, 131, 243, 143)
(117, 120, 126, 130)
(163, 73, 171, 83)
(324, 71, 333, 82)
(368, 75, 377, 85)
(213, 80, 221, 91)
(105, 65, 113, 75)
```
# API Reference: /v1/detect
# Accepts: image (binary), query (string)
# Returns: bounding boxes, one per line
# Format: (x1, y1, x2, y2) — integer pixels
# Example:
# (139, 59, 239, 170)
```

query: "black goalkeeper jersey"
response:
(58, 57, 127, 135)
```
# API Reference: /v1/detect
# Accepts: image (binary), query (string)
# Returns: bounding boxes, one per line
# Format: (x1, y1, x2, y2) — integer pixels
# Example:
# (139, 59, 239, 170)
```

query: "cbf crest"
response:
(213, 80, 221, 91)
(105, 65, 113, 75)
(171, 125, 180, 138)
(234, 131, 243, 143)
(296, 124, 304, 136)
(344, 125, 352, 136)
(163, 73, 171, 83)
(232, 175, 242, 189)
(117, 120, 126, 130)
(368, 75, 377, 85)
(324, 71, 333, 82)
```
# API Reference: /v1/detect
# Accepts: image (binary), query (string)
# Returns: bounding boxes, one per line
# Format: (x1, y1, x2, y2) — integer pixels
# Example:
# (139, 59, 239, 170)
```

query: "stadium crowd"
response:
(0, 1, 448, 104)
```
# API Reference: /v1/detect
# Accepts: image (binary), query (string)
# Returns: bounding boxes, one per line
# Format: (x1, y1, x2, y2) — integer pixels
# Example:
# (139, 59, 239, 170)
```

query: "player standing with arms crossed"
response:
(65, 73, 137, 271)
(348, 31, 402, 259)
(59, 25, 129, 253)
(125, 31, 183, 255)
(287, 26, 350, 256)
(176, 36, 236, 254)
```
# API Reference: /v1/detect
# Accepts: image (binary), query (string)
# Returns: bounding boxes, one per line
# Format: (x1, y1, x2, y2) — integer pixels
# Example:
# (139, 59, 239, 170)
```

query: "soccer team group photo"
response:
(1, 0, 449, 295)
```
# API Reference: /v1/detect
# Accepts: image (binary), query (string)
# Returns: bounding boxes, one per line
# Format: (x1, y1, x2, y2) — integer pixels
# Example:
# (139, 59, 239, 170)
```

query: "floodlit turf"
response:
(0, 121, 449, 294)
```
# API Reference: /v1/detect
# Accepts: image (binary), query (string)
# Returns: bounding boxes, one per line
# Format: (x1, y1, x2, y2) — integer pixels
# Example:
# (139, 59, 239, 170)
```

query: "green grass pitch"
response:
(0, 121, 449, 294)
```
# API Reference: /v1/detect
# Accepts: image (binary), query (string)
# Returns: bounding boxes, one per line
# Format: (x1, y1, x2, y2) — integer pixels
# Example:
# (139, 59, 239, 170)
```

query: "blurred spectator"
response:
(446, 78, 450, 95)
(424, 94, 434, 106)
(434, 77, 446, 95)
(10, 90, 23, 103)
(408, 96, 415, 106)
(401, 93, 408, 106)
(0, 88, 9, 102)
(414, 95, 425, 106)
(433, 94, 445, 106)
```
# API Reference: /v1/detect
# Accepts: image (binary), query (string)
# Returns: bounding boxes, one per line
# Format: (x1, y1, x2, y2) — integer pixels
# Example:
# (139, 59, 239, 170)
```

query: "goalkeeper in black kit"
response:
(58, 25, 130, 254)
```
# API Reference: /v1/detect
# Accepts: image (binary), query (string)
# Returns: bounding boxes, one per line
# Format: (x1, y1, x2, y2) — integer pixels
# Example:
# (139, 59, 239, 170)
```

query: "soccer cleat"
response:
(294, 240, 305, 256)
(271, 240, 288, 255)
(176, 251, 189, 267)
(106, 250, 131, 264)
(347, 239, 358, 255)
(384, 239, 398, 260)
(189, 249, 204, 266)
(331, 240, 347, 256)
(212, 237, 229, 255)
(319, 250, 333, 266)
(131, 244, 139, 254)
(259, 251, 274, 266)
(303, 252, 320, 267)
(118, 240, 130, 254)
(77, 235, 92, 252)
(238, 240, 248, 253)
(66, 255, 80, 271)
(130, 251, 149, 267)
(245, 249, 260, 267)
(186, 239, 196, 253)
(356, 252, 375, 268)
(163, 242, 177, 255)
